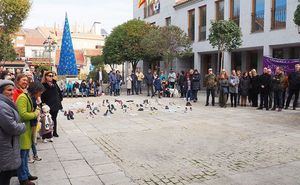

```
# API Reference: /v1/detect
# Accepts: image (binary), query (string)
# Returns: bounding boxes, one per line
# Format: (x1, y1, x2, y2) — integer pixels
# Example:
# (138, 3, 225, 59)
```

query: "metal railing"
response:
(251, 10, 264, 32)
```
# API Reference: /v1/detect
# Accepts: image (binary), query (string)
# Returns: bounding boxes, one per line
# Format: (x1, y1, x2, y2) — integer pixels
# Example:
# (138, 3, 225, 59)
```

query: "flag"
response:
(57, 13, 78, 76)
(138, 0, 146, 8)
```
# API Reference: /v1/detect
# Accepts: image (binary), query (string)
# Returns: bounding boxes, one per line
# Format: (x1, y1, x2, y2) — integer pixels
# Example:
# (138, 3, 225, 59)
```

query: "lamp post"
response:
(43, 36, 57, 72)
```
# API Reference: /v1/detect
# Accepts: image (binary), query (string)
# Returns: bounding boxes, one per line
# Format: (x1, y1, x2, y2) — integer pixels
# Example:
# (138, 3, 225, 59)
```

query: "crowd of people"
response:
(0, 63, 299, 185)
(0, 67, 62, 185)
(203, 64, 300, 111)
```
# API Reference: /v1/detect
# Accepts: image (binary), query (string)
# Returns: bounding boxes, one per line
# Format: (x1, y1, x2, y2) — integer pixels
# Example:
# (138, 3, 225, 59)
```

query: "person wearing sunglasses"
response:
(41, 71, 63, 137)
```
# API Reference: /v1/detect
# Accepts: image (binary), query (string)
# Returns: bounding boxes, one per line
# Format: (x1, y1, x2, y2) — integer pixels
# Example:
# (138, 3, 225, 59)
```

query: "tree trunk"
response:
(221, 50, 224, 71)
(132, 61, 138, 73)
(217, 49, 221, 75)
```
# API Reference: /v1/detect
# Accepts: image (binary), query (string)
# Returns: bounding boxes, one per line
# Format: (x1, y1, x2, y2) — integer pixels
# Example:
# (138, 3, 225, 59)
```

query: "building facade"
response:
(133, 0, 300, 80)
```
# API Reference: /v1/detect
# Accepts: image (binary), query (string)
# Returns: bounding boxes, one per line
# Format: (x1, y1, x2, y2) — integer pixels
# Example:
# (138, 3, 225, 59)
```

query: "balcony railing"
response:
(271, 5, 286, 30)
(251, 10, 264, 32)
(199, 26, 206, 41)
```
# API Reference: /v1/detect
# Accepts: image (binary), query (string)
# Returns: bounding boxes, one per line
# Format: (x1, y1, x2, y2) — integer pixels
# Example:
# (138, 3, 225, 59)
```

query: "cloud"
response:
(24, 0, 133, 32)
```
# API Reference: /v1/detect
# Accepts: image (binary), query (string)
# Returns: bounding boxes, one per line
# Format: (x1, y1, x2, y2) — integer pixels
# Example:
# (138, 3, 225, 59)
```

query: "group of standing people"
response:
(204, 64, 300, 110)
(0, 67, 62, 185)
(124, 68, 201, 100)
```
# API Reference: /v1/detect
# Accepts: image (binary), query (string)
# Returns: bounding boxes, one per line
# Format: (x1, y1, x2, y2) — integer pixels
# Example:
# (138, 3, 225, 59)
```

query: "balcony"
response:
(144, 2, 160, 18)
(251, 10, 264, 32)
(271, 6, 286, 30)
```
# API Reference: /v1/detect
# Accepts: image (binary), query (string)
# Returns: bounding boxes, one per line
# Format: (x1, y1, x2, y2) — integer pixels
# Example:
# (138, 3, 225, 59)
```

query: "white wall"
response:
(134, 0, 300, 72)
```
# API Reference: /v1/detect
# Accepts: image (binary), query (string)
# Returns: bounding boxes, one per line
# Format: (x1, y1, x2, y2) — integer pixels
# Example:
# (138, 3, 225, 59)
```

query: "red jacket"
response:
(13, 88, 24, 102)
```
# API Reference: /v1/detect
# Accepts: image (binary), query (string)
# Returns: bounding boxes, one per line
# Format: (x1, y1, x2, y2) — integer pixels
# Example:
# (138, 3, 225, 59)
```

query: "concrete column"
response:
(223, 51, 232, 73)
(264, 0, 272, 31)
(263, 45, 272, 57)
(241, 51, 247, 72)
(194, 52, 201, 72)
(258, 49, 264, 74)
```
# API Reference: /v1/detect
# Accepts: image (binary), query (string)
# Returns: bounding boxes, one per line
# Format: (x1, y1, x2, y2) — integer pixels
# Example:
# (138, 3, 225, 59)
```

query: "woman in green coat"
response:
(16, 82, 43, 185)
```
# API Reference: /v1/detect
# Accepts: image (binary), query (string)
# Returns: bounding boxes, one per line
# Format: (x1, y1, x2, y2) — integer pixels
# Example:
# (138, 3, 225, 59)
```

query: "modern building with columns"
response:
(133, 0, 300, 81)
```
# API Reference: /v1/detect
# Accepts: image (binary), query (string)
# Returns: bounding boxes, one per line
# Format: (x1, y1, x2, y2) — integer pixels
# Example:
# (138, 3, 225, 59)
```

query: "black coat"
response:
(250, 75, 260, 94)
(259, 73, 272, 93)
(191, 73, 201, 91)
(240, 77, 250, 96)
(145, 73, 154, 85)
(41, 81, 63, 112)
(288, 71, 300, 90)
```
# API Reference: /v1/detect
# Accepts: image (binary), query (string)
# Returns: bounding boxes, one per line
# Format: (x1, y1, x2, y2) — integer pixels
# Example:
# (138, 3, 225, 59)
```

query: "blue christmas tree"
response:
(57, 13, 78, 76)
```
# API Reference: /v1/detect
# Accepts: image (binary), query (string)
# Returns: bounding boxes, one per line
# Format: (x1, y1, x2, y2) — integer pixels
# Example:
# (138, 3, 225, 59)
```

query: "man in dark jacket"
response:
(272, 67, 285, 111)
(144, 69, 154, 97)
(285, 64, 300, 110)
(204, 68, 217, 106)
(258, 68, 272, 110)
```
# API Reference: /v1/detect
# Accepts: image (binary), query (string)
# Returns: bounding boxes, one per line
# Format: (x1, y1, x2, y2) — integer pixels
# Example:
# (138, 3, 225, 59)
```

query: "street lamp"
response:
(43, 36, 57, 71)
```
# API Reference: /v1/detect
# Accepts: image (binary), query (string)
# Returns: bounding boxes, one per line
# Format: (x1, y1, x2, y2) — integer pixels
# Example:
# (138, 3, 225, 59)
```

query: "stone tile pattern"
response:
(10, 94, 300, 185)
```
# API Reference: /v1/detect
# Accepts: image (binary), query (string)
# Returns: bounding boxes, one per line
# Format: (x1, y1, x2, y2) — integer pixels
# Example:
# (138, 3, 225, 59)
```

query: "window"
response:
(271, 0, 286, 29)
(230, 0, 240, 26)
(216, 0, 224, 21)
(199, 6, 207, 41)
(252, 0, 265, 32)
(188, 9, 195, 41)
(165, 17, 171, 26)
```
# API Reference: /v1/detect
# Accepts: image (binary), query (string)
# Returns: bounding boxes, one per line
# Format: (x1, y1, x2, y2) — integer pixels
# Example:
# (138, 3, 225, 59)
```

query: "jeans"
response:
(31, 142, 37, 157)
(66, 88, 73, 97)
(192, 90, 198, 101)
(17, 150, 31, 181)
(131, 81, 137, 95)
(273, 90, 283, 109)
(186, 90, 192, 101)
(137, 81, 142, 94)
(230, 93, 237, 107)
(80, 89, 86, 97)
(206, 88, 215, 105)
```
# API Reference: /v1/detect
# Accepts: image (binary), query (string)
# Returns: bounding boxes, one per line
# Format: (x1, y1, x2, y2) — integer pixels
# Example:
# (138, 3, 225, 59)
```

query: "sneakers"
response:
(43, 139, 48, 143)
(33, 155, 42, 161)
(28, 156, 35, 163)
(49, 138, 54, 142)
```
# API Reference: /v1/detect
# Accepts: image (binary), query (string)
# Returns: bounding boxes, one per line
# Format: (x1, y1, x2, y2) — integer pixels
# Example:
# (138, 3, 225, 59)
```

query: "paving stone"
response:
(99, 171, 132, 185)
(62, 160, 96, 178)
(70, 176, 104, 185)
(92, 163, 122, 175)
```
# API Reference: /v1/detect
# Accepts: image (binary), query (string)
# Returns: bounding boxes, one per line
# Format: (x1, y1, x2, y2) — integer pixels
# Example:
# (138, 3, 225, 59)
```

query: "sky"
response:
(23, 0, 133, 33)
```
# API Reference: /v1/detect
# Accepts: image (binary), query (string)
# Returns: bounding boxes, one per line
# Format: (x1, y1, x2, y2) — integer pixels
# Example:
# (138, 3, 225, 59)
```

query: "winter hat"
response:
(0, 80, 15, 93)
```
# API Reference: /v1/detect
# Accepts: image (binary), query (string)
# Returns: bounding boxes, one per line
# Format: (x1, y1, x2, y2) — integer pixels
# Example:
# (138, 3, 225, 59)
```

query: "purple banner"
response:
(263, 56, 300, 75)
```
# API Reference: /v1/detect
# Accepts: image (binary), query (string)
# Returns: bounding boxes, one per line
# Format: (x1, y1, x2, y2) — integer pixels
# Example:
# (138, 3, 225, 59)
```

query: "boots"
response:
(19, 180, 35, 185)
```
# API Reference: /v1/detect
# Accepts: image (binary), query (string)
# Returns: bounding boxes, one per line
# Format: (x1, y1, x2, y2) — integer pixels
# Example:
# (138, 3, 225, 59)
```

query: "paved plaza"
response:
(11, 93, 300, 185)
